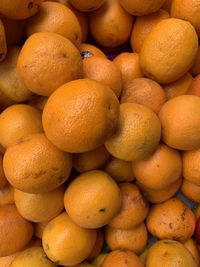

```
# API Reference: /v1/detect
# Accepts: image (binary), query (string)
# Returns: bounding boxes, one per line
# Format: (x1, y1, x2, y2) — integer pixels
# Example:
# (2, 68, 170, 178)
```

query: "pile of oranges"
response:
(0, 0, 200, 266)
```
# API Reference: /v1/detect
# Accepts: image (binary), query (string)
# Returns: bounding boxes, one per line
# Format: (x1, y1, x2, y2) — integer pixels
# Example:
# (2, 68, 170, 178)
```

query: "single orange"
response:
(132, 143, 182, 190)
(64, 170, 121, 228)
(105, 223, 148, 255)
(146, 197, 196, 242)
(42, 79, 119, 153)
(42, 212, 96, 266)
(181, 179, 200, 203)
(3, 133, 72, 193)
(109, 183, 149, 229)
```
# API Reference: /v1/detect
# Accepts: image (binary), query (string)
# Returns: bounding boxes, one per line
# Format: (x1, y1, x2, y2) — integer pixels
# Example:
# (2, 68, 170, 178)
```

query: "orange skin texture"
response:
(14, 185, 65, 223)
(0, 0, 43, 20)
(105, 103, 161, 162)
(64, 170, 121, 229)
(0, 204, 33, 257)
(132, 143, 182, 190)
(171, 0, 200, 38)
(181, 179, 200, 203)
(140, 18, 198, 84)
(109, 183, 149, 229)
(3, 133, 72, 194)
(73, 145, 110, 173)
(146, 197, 196, 242)
(102, 250, 144, 267)
(34, 220, 50, 239)
(42, 79, 119, 153)
(83, 56, 122, 97)
(130, 9, 169, 53)
(120, 77, 166, 114)
(119, 0, 165, 16)
(146, 240, 198, 267)
(17, 32, 83, 96)
(0, 154, 7, 189)
(104, 157, 135, 182)
(0, 104, 43, 148)
(164, 73, 193, 100)
(137, 178, 182, 204)
(26, 1, 82, 47)
(183, 148, 200, 186)
(42, 212, 96, 266)
(159, 95, 200, 150)
(105, 223, 148, 255)
(183, 238, 200, 266)
(89, 0, 134, 48)
(113, 53, 143, 86)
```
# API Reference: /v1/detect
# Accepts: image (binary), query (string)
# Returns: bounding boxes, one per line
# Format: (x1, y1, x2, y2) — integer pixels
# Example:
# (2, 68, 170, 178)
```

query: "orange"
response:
(0, 16, 25, 46)
(146, 197, 196, 242)
(0, 0, 43, 20)
(183, 148, 200, 186)
(83, 56, 122, 97)
(159, 95, 200, 150)
(163, 73, 193, 100)
(0, 104, 43, 148)
(3, 133, 72, 193)
(14, 185, 65, 222)
(140, 18, 198, 84)
(64, 170, 121, 228)
(0, 46, 32, 102)
(187, 74, 200, 97)
(0, 154, 7, 189)
(26, 1, 82, 47)
(120, 78, 166, 114)
(109, 183, 149, 229)
(137, 177, 182, 203)
(181, 179, 200, 203)
(69, 0, 105, 11)
(42, 79, 119, 153)
(130, 9, 169, 53)
(104, 157, 135, 182)
(105, 223, 148, 254)
(102, 250, 144, 267)
(10, 247, 57, 267)
(171, 0, 200, 38)
(17, 32, 83, 96)
(89, 0, 134, 47)
(132, 143, 182, 190)
(87, 229, 104, 260)
(146, 239, 198, 267)
(0, 19, 7, 62)
(113, 52, 143, 86)
(105, 103, 161, 161)
(34, 220, 50, 239)
(183, 238, 200, 266)
(190, 46, 200, 75)
(0, 90, 14, 113)
(0, 204, 33, 256)
(29, 95, 48, 111)
(42, 212, 96, 266)
(119, 0, 166, 16)
(73, 146, 110, 173)
(0, 183, 14, 206)
(193, 205, 200, 221)
(80, 43, 106, 58)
